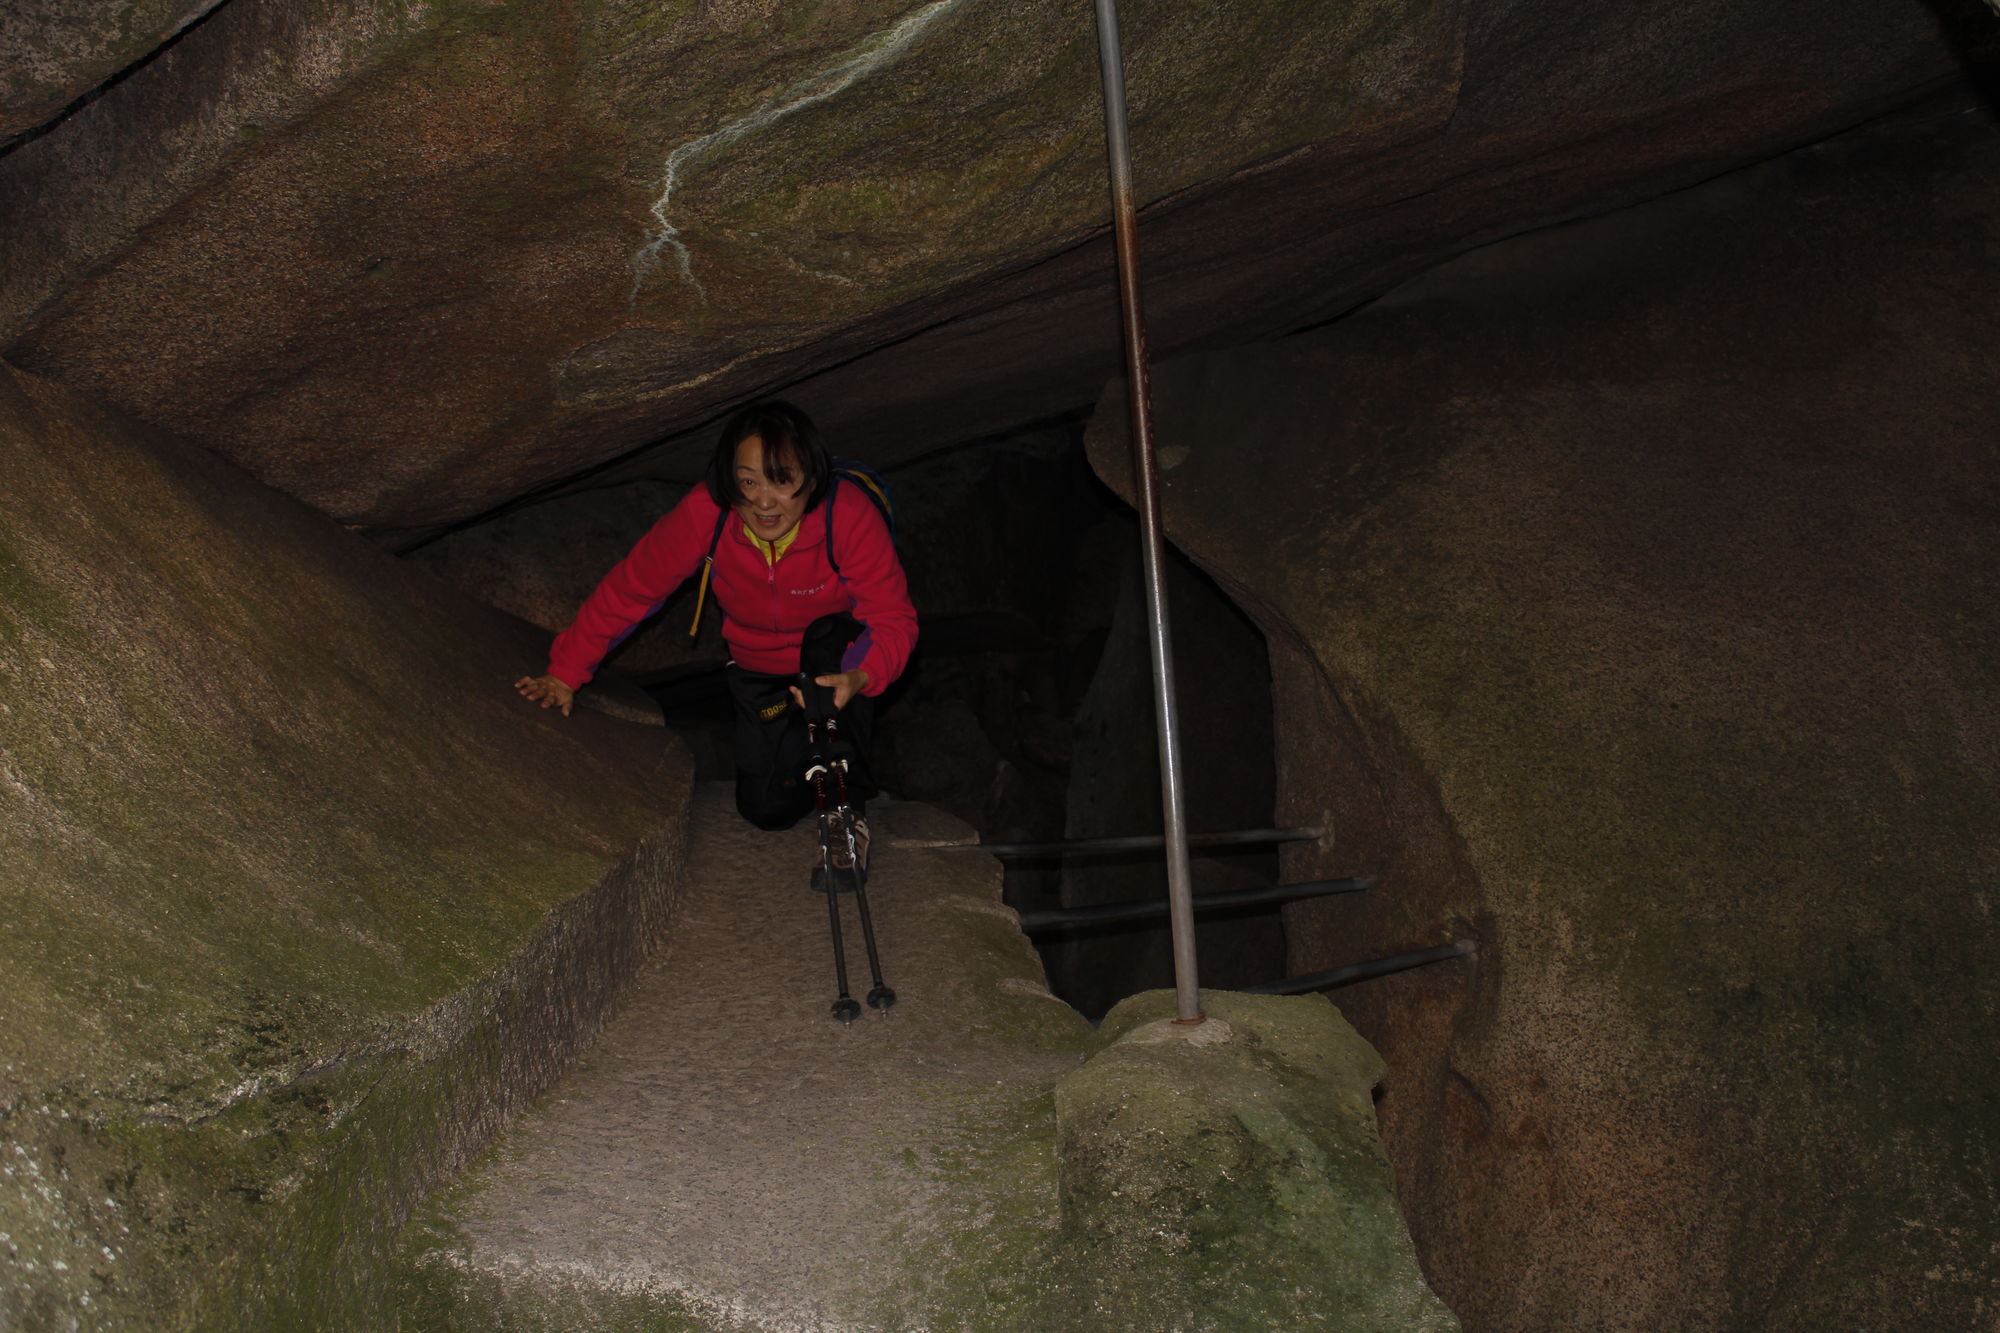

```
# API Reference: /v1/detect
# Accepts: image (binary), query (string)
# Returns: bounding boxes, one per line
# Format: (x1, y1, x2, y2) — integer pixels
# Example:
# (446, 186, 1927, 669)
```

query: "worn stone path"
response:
(400, 784, 1093, 1331)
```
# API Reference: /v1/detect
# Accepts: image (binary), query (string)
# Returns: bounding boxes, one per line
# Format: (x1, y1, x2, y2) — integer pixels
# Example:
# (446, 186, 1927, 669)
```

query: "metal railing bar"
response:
(1017, 876, 1372, 933)
(1092, 0, 1203, 1025)
(1237, 940, 1477, 995)
(940, 826, 1323, 859)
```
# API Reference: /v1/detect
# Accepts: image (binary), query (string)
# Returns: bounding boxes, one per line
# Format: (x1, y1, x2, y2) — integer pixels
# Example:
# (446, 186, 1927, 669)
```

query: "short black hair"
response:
(706, 400, 832, 512)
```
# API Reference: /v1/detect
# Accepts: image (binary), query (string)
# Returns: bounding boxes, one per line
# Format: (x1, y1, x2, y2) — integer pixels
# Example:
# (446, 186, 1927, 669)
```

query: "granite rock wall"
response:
(1085, 97, 2000, 1330)
(0, 363, 692, 1329)
(0, 0, 1968, 539)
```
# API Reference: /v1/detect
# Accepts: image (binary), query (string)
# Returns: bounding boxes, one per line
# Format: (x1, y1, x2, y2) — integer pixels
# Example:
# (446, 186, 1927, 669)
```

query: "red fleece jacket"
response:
(546, 484, 916, 694)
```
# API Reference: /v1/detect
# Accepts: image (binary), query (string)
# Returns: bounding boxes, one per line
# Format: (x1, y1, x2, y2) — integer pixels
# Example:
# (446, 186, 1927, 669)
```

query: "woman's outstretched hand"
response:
(789, 668, 871, 713)
(514, 674, 575, 717)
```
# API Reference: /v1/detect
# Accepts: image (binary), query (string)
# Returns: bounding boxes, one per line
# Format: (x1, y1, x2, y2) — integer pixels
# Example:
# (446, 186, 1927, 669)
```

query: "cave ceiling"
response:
(0, 0, 1972, 540)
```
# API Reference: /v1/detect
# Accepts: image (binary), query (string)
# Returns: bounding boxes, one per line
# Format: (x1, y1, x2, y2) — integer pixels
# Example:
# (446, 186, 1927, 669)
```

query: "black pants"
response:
(727, 613, 877, 831)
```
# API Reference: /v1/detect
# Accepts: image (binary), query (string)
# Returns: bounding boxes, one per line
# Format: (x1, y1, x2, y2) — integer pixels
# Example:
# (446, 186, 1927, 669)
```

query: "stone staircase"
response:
(393, 786, 1093, 1331)
(389, 785, 1456, 1332)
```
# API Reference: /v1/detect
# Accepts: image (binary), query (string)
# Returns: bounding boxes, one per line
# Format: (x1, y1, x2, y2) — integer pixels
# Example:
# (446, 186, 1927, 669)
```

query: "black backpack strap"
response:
(825, 472, 843, 579)
(708, 504, 729, 560)
(688, 504, 731, 638)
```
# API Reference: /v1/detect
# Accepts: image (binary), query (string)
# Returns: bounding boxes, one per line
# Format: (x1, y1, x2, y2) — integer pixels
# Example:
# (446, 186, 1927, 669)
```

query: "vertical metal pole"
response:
(1091, 0, 1203, 1025)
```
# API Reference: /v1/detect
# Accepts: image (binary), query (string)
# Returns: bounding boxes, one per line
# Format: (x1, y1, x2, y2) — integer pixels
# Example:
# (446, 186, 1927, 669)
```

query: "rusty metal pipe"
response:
(1239, 940, 1479, 996)
(1016, 877, 1371, 933)
(939, 826, 1323, 858)
(1092, 0, 1202, 1025)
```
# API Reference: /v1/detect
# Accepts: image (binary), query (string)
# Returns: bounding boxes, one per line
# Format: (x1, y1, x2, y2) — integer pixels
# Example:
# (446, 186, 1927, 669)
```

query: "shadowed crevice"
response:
(0, 0, 234, 160)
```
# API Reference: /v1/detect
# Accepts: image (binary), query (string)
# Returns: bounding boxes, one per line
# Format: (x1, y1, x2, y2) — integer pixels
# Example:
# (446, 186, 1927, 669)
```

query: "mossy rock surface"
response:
(1054, 989, 1456, 1332)
(1083, 104, 2000, 1330)
(0, 364, 693, 1329)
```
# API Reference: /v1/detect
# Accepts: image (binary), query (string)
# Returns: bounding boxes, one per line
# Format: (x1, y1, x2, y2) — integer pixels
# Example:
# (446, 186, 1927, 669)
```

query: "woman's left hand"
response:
(791, 667, 871, 711)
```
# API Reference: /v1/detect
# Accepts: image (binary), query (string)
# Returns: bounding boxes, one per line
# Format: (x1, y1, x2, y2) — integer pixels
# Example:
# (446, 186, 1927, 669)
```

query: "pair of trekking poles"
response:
(798, 671, 895, 1023)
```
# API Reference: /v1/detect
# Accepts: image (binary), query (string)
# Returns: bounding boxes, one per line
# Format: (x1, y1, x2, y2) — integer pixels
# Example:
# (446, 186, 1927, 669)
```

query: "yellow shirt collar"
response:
(744, 520, 800, 566)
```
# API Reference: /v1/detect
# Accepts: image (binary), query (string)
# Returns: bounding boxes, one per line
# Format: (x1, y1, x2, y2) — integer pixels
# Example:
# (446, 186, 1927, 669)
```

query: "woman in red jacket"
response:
(514, 401, 917, 833)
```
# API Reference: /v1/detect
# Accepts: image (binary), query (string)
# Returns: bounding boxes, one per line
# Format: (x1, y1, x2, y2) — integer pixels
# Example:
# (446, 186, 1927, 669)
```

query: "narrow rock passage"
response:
(401, 784, 1092, 1331)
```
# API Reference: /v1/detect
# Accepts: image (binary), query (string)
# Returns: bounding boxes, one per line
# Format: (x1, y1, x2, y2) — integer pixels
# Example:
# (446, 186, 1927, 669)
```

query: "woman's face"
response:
(733, 434, 809, 541)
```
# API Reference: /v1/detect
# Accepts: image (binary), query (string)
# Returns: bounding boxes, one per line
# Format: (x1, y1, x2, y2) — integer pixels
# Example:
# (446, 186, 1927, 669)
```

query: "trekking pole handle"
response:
(797, 669, 838, 722)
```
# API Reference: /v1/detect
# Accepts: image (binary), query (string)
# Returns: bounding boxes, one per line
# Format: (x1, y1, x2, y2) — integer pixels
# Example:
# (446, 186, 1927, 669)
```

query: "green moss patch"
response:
(1054, 990, 1456, 1332)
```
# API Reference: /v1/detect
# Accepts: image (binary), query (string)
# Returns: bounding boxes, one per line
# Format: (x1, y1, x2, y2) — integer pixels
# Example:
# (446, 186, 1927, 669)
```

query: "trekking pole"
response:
(806, 711, 863, 1023)
(825, 712, 895, 1012)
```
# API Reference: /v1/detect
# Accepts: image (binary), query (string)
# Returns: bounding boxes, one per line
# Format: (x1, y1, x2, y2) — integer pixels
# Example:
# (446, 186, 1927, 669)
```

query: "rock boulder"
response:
(0, 364, 691, 1329)
(1084, 96, 2000, 1330)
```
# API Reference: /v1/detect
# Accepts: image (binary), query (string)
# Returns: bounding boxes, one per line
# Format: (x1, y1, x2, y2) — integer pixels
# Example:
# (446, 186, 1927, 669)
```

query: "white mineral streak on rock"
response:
(631, 0, 965, 300)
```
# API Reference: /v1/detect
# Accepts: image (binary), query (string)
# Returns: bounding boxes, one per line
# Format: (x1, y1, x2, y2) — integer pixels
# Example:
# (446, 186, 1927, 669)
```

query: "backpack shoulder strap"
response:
(688, 502, 730, 638)
(824, 461, 896, 580)
(825, 472, 843, 578)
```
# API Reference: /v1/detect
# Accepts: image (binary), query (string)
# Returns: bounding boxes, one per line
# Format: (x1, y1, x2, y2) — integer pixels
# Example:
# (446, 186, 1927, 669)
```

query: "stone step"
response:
(395, 786, 1093, 1331)
(393, 784, 1455, 1332)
